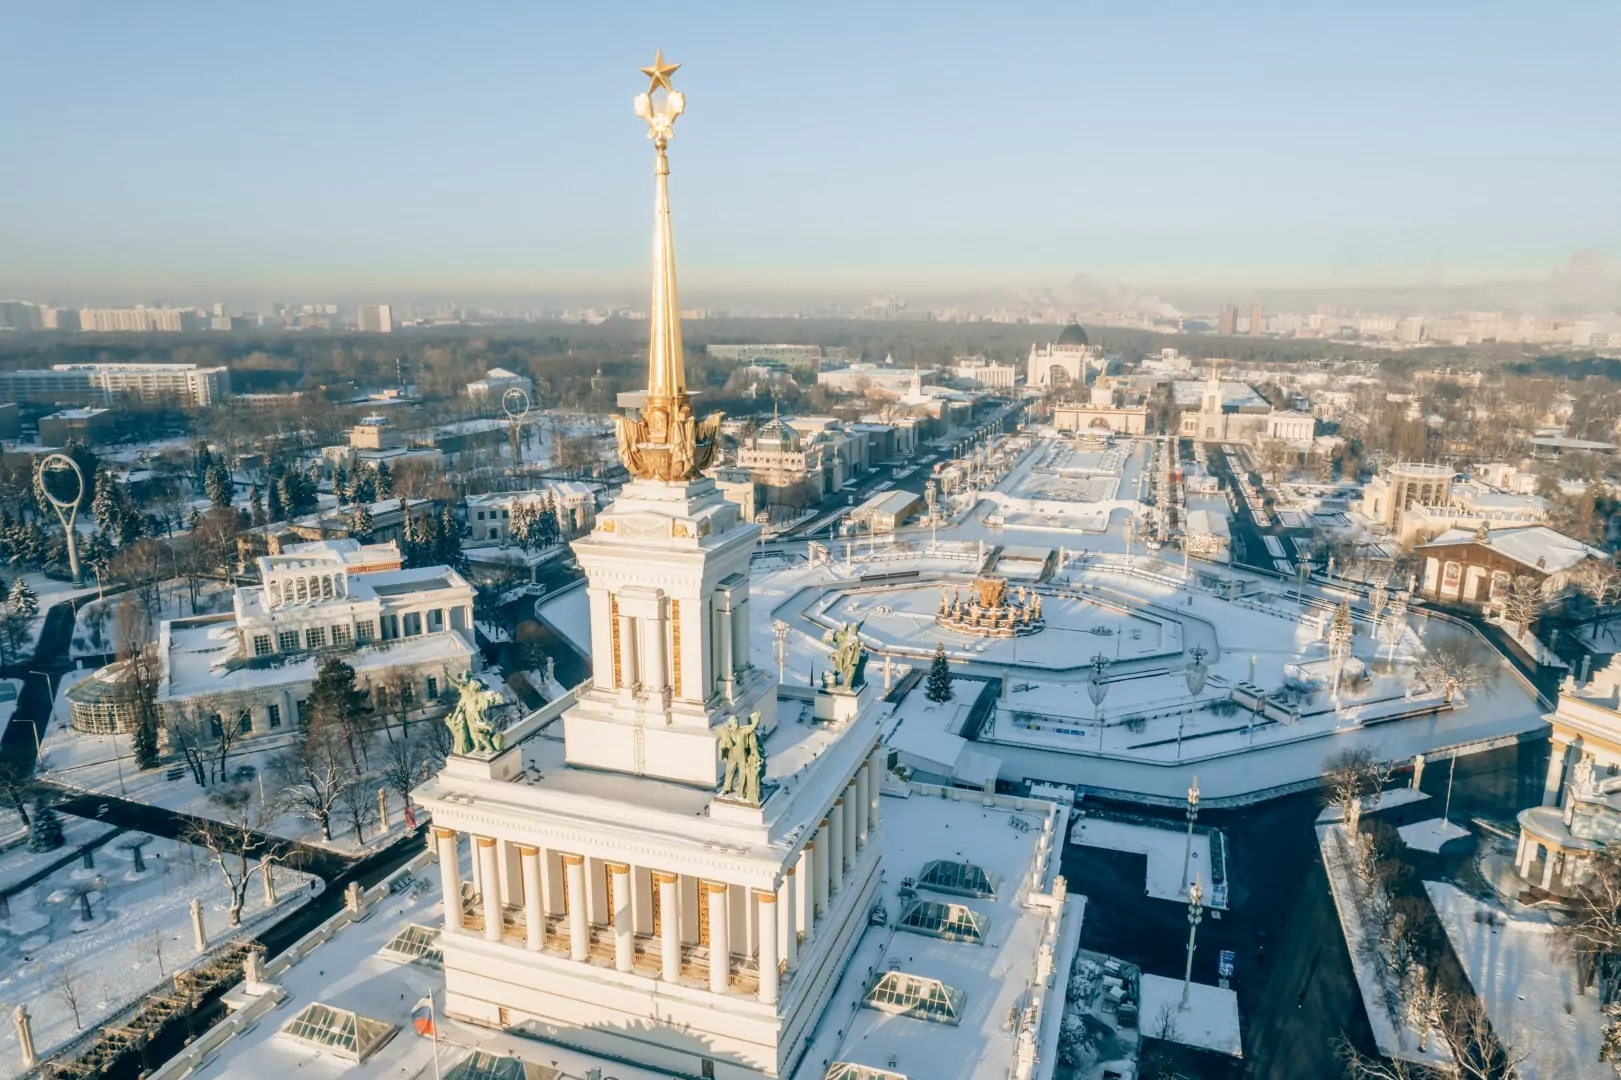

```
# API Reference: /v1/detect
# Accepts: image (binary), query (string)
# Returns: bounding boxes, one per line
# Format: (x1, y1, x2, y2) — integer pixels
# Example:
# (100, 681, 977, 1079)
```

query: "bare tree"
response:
(52, 966, 85, 1029)
(273, 724, 352, 842)
(1413, 637, 1499, 705)
(1501, 574, 1547, 640)
(371, 672, 418, 741)
(1323, 746, 1394, 831)
(183, 785, 289, 927)
(379, 733, 437, 814)
(335, 777, 378, 844)
(150, 928, 168, 977)
(1573, 558, 1621, 609)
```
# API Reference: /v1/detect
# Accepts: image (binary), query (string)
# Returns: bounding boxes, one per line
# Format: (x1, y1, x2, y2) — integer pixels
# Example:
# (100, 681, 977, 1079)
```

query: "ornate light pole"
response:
(1181, 873, 1205, 1009)
(503, 386, 531, 465)
(1180, 774, 1201, 895)
(771, 620, 790, 684)
(1087, 653, 1111, 750)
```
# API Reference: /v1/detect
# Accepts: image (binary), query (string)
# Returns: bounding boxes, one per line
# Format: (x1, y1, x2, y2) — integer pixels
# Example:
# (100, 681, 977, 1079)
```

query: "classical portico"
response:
(413, 52, 889, 1080)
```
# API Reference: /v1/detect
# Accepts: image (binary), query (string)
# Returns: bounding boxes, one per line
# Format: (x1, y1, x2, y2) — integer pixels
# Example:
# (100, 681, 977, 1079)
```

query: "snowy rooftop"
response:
(798, 790, 1076, 1080)
(1417, 524, 1604, 574)
(159, 623, 474, 701)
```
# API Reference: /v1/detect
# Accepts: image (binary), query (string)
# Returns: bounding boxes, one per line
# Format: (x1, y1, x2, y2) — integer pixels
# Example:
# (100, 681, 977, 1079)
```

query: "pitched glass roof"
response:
(444, 1052, 560, 1080)
(381, 923, 444, 968)
(825, 1065, 908, 1080)
(863, 971, 965, 1025)
(280, 1003, 397, 1062)
(896, 899, 989, 944)
(917, 858, 1000, 899)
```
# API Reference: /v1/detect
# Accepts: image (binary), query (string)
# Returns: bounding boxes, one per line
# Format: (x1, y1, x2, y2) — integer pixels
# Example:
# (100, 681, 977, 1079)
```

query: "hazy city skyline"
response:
(2, 2, 1618, 306)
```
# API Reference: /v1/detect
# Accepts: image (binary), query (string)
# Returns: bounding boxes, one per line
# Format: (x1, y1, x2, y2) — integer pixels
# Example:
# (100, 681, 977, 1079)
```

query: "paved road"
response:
(1, 597, 82, 768)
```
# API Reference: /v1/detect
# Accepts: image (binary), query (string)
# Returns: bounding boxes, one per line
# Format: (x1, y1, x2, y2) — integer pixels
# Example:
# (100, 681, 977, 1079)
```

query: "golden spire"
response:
(614, 53, 722, 483)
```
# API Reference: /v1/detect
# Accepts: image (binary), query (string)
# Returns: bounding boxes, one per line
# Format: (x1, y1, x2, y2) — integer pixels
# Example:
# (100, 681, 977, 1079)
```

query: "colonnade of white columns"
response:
(429, 744, 888, 1007)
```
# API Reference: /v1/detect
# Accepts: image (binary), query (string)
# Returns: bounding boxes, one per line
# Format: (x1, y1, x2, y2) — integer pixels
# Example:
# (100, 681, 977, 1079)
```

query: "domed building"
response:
(735, 411, 830, 510)
(1027, 322, 1099, 391)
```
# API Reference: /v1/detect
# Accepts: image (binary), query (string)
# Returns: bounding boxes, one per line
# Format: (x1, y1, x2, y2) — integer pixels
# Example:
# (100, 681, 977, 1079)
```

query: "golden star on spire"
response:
(640, 49, 680, 95)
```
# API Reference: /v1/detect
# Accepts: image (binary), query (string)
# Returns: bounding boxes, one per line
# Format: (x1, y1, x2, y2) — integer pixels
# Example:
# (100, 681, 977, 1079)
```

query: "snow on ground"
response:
(0, 817, 118, 894)
(1137, 973, 1241, 1057)
(1398, 818, 1470, 853)
(0, 833, 316, 1070)
(39, 712, 423, 858)
(13, 573, 99, 658)
(71, 579, 234, 656)
(1317, 787, 1432, 824)
(1069, 816, 1220, 907)
(1426, 881, 1611, 1080)
(1319, 822, 1452, 1067)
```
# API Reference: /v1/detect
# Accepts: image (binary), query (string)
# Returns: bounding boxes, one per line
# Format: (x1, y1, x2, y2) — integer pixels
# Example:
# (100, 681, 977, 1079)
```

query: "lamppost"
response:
(772, 620, 790, 684)
(1087, 654, 1111, 750)
(1181, 873, 1205, 1009)
(925, 479, 939, 550)
(1180, 773, 1201, 894)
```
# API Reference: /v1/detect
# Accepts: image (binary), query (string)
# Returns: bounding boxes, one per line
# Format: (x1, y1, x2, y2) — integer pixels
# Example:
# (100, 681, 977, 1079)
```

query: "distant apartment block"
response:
(76, 306, 185, 332)
(358, 304, 393, 333)
(707, 343, 822, 370)
(0, 363, 231, 407)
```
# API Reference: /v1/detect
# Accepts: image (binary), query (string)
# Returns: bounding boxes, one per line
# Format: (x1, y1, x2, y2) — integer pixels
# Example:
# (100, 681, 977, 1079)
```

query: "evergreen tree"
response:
(375, 459, 393, 498)
(333, 464, 350, 506)
(437, 505, 467, 572)
(132, 712, 160, 770)
(248, 483, 267, 527)
(205, 460, 233, 508)
(26, 797, 63, 852)
(925, 643, 954, 703)
(306, 657, 370, 737)
(267, 474, 284, 521)
(348, 505, 375, 543)
(350, 464, 376, 505)
(8, 578, 38, 621)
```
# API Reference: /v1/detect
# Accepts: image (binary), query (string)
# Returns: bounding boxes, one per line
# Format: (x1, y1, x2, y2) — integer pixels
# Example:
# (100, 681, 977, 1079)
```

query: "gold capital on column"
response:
(702, 880, 729, 894)
(756, 890, 777, 903)
(651, 870, 679, 885)
(475, 836, 496, 849)
(605, 861, 630, 875)
(432, 826, 456, 840)
(516, 844, 539, 857)
(560, 852, 584, 867)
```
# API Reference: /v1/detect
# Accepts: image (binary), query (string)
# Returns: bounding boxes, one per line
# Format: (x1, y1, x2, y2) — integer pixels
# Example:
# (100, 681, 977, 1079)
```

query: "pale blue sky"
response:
(2, 1, 1617, 304)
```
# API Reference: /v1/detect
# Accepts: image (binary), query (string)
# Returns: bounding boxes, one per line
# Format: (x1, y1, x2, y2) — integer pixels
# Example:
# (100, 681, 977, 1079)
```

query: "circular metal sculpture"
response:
(36, 453, 86, 586)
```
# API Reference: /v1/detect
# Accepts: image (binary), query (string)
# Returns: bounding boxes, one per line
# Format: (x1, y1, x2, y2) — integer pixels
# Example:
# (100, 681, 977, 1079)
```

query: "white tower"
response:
(417, 55, 885, 1080)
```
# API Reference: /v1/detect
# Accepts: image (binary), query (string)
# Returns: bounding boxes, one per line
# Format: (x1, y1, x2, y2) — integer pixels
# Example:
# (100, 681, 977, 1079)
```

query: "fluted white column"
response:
(814, 827, 830, 914)
(434, 827, 462, 931)
(757, 890, 779, 1005)
(779, 868, 798, 971)
(520, 845, 543, 950)
(869, 747, 884, 832)
(655, 871, 681, 982)
(564, 854, 589, 961)
(856, 767, 870, 849)
(609, 862, 633, 972)
(843, 783, 859, 868)
(477, 837, 501, 942)
(706, 882, 730, 994)
(795, 846, 813, 944)
(642, 607, 668, 693)
(830, 802, 847, 893)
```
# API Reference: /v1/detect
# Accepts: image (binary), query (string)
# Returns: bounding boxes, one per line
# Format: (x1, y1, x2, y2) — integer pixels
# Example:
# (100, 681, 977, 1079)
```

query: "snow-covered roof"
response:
(1417, 524, 1604, 575)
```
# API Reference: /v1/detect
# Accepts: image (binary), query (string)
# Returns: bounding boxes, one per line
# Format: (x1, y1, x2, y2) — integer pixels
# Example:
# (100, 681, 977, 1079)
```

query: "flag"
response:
(411, 996, 436, 1037)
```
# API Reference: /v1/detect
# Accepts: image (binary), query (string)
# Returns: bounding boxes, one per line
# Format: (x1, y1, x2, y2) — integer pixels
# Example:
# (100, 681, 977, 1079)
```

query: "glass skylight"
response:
(896, 899, 989, 944)
(917, 859, 1000, 899)
(381, 923, 444, 968)
(825, 1065, 907, 1080)
(280, 1003, 397, 1062)
(444, 1051, 560, 1080)
(863, 971, 965, 1024)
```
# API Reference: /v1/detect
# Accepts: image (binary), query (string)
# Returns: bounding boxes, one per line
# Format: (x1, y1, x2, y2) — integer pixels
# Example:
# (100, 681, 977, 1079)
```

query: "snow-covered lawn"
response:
(1426, 882, 1612, 1080)
(71, 579, 234, 657)
(1319, 823, 1452, 1068)
(0, 833, 316, 1069)
(1069, 816, 1222, 907)
(0, 817, 118, 894)
(1138, 973, 1241, 1057)
(1398, 818, 1470, 853)
(12, 573, 100, 659)
(39, 692, 426, 858)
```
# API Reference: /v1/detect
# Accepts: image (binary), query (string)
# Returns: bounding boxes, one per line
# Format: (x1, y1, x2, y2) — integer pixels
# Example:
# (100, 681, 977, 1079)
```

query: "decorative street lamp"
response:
(1087, 653, 1111, 750)
(771, 620, 790, 684)
(1181, 873, 1205, 1009)
(1180, 774, 1200, 895)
